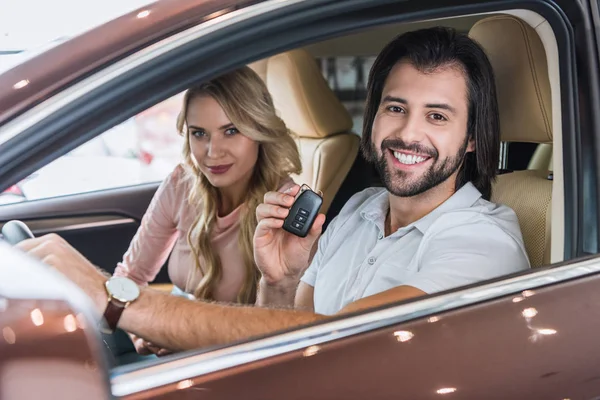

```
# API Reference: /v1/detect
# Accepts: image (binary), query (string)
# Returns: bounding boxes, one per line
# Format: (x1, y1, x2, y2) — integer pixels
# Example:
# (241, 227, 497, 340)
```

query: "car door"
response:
(107, 0, 600, 399)
(0, 183, 160, 278)
(1, 0, 599, 399)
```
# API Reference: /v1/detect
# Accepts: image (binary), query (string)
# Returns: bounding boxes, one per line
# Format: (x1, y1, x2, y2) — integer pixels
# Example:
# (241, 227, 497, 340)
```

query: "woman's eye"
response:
(429, 113, 447, 122)
(225, 127, 239, 135)
(190, 130, 206, 138)
(387, 105, 405, 113)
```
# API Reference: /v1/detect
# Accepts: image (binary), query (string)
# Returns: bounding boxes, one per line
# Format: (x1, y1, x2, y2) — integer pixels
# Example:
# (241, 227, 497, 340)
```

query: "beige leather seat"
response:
(469, 15, 553, 267)
(249, 49, 359, 214)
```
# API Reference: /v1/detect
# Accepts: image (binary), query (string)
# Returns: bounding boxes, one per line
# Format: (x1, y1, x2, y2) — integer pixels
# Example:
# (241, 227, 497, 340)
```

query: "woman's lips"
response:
(206, 164, 233, 174)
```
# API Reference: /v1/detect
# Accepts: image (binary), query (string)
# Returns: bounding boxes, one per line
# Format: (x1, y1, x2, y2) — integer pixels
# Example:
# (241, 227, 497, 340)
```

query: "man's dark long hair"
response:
(361, 27, 499, 200)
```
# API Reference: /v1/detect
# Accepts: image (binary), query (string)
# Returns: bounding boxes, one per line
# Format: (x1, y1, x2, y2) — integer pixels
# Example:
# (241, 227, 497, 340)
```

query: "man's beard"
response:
(371, 136, 469, 197)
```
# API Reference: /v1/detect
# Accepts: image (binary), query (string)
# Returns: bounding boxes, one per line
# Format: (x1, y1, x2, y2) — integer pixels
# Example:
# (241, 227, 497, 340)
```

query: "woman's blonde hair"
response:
(176, 67, 302, 303)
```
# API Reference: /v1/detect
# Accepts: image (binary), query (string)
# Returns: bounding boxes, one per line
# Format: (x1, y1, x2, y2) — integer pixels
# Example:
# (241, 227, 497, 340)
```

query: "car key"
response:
(282, 184, 323, 238)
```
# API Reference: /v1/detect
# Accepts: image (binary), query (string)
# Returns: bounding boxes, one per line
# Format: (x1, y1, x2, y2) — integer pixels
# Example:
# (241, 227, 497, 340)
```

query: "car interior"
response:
(0, 8, 564, 366)
(247, 12, 558, 269)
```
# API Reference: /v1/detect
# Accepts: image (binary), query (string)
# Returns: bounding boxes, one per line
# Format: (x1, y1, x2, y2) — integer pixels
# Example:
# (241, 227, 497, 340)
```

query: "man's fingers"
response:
(16, 234, 68, 260)
(16, 233, 60, 252)
(15, 237, 41, 252)
(259, 184, 319, 222)
(256, 203, 289, 222)
(22, 241, 58, 263)
(263, 190, 296, 208)
(282, 184, 300, 196)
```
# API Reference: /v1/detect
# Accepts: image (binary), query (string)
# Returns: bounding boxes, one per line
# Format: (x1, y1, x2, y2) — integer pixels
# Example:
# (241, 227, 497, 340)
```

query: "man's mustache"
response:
(380, 138, 438, 158)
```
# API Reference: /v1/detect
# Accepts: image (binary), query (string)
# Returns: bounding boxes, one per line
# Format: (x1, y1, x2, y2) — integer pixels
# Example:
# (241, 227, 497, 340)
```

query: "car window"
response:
(0, 56, 372, 206)
(0, 55, 547, 206)
(0, 93, 185, 205)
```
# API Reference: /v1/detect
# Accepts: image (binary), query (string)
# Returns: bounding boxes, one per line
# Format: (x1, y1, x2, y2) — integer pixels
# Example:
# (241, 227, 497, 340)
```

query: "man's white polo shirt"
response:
(301, 182, 530, 315)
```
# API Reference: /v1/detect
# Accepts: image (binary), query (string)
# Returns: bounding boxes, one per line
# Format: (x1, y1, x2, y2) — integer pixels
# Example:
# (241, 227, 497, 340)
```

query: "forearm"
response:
(255, 278, 299, 308)
(119, 288, 327, 351)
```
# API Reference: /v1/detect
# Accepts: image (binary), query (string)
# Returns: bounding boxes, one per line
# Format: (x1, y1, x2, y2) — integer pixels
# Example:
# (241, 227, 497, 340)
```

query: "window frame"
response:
(0, 0, 595, 394)
(0, 0, 583, 262)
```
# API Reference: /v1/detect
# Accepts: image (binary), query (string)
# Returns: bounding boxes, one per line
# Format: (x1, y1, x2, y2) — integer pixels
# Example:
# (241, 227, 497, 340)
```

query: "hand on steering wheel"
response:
(4, 220, 119, 364)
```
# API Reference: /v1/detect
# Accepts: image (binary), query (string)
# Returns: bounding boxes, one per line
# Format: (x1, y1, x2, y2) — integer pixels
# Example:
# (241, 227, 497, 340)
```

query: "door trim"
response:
(111, 254, 600, 396)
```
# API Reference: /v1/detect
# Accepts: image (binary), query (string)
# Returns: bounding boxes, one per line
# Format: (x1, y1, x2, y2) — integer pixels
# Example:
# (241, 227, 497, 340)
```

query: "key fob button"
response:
(292, 221, 304, 229)
(298, 208, 309, 216)
(295, 215, 307, 223)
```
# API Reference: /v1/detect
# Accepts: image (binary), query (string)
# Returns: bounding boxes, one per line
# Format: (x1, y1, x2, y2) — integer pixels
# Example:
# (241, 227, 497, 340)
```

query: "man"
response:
(18, 27, 529, 352)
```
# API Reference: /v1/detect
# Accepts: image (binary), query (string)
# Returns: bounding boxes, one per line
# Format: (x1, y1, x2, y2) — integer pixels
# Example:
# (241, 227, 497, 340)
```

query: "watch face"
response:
(106, 277, 140, 303)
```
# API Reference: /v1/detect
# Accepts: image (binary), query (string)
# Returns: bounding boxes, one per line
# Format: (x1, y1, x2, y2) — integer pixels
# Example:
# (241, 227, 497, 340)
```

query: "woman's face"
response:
(186, 95, 260, 190)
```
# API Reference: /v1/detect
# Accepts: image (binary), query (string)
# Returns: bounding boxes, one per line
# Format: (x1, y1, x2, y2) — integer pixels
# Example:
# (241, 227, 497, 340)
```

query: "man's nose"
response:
(395, 114, 424, 143)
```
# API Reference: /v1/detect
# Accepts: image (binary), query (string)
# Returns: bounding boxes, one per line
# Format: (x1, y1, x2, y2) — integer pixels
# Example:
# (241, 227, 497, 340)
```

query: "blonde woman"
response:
(112, 67, 302, 356)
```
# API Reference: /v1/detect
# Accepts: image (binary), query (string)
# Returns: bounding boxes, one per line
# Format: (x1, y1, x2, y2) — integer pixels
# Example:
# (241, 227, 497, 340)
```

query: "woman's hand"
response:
(254, 185, 325, 287)
(130, 332, 172, 357)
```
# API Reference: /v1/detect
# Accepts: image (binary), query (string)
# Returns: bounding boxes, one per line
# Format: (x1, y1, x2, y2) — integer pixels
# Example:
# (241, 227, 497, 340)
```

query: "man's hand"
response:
(254, 185, 325, 286)
(16, 234, 107, 313)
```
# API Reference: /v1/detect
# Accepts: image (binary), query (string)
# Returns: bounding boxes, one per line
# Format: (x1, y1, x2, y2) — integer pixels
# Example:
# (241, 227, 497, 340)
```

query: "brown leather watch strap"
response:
(102, 299, 125, 334)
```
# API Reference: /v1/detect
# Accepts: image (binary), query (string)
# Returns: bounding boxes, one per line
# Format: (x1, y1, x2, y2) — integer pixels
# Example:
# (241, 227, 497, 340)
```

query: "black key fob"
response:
(282, 184, 323, 238)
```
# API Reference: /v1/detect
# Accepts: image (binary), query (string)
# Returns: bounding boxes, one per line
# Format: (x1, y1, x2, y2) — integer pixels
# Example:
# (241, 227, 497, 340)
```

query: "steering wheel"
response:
(1, 220, 118, 366)
(1, 220, 34, 245)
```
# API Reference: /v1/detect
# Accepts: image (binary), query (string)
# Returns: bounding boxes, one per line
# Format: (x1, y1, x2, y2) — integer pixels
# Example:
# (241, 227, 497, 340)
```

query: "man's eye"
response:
(429, 113, 447, 121)
(225, 127, 239, 135)
(387, 106, 405, 113)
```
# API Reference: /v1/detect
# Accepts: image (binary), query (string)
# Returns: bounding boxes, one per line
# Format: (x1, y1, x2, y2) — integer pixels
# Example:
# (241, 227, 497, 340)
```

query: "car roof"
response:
(0, 0, 259, 126)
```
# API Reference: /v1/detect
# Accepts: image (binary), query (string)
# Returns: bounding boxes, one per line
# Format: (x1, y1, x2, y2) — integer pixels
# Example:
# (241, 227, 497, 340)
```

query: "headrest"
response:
(469, 15, 552, 143)
(249, 49, 353, 139)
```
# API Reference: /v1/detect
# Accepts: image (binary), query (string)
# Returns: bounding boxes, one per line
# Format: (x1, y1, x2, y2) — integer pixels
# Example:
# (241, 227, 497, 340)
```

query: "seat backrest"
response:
(493, 170, 552, 266)
(469, 15, 553, 267)
(249, 50, 360, 214)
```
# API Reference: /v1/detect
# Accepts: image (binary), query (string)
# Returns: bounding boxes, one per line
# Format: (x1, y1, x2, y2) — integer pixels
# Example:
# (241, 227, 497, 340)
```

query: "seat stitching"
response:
(516, 18, 552, 141)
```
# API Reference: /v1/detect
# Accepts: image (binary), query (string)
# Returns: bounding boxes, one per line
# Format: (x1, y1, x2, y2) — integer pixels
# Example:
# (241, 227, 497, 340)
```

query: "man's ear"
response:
(466, 136, 475, 153)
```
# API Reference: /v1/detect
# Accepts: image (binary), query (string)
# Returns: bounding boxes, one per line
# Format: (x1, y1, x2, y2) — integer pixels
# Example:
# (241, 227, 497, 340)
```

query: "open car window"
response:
(0, 94, 184, 205)
(3, 0, 598, 397)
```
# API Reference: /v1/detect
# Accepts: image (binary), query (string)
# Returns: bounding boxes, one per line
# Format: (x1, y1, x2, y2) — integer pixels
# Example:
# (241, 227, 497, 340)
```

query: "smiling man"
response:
(19, 27, 530, 351)
(254, 26, 530, 315)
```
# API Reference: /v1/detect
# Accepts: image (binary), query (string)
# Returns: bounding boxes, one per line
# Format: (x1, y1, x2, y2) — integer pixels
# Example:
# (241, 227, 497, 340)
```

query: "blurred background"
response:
(0, 0, 374, 205)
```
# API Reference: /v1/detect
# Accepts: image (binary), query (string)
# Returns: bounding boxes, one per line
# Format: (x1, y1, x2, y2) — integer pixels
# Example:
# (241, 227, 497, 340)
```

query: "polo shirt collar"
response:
(412, 182, 482, 233)
(360, 182, 483, 235)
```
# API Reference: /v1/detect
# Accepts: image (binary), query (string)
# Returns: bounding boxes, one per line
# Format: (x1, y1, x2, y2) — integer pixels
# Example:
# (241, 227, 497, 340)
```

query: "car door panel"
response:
(0, 183, 171, 283)
(112, 257, 600, 400)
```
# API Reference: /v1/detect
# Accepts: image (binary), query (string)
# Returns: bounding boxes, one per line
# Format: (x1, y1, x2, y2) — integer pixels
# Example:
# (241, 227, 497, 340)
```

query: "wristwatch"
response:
(100, 276, 140, 334)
